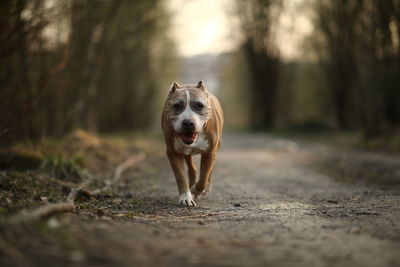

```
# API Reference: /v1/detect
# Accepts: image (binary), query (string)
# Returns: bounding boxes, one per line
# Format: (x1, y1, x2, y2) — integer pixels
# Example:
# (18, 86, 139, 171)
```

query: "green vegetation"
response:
(0, 130, 164, 217)
(40, 155, 85, 183)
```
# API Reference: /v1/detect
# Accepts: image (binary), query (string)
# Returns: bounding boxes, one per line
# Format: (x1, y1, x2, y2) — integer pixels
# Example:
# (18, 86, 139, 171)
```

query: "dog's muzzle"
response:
(179, 132, 198, 145)
(179, 119, 197, 145)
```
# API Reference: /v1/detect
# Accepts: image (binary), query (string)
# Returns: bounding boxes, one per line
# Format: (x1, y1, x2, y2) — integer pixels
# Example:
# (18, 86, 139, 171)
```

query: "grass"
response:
(0, 130, 164, 218)
(40, 155, 85, 183)
(0, 171, 65, 213)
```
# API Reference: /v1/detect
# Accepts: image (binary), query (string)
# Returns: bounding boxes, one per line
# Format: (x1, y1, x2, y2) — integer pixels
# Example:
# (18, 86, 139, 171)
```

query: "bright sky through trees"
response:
(167, 0, 312, 59)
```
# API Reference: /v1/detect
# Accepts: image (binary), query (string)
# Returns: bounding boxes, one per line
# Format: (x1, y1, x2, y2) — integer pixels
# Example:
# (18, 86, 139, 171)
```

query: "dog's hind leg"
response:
(185, 155, 197, 188)
(192, 149, 216, 197)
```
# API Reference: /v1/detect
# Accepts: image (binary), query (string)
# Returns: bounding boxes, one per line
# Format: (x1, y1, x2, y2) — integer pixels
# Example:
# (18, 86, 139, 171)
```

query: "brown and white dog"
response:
(161, 81, 223, 207)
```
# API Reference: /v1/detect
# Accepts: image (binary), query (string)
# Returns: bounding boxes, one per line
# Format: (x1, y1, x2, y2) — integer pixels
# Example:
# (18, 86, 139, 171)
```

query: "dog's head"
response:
(165, 81, 212, 145)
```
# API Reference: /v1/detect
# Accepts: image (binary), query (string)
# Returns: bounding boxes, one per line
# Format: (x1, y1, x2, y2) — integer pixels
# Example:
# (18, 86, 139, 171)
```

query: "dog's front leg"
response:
(185, 155, 197, 188)
(192, 149, 217, 197)
(166, 149, 196, 207)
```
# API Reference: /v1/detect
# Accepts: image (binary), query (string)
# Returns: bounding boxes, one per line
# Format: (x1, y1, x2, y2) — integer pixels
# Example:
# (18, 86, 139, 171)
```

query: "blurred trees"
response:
(2, 0, 399, 142)
(236, 0, 281, 129)
(0, 0, 176, 145)
(314, 0, 400, 136)
(231, 0, 400, 137)
(316, 0, 361, 130)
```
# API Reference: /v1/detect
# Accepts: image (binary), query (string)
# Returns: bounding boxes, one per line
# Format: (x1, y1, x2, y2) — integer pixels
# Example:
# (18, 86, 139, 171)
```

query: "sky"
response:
(167, 0, 313, 59)
(167, 0, 239, 57)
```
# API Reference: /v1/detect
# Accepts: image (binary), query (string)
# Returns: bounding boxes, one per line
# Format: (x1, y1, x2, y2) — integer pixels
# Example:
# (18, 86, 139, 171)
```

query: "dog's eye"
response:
(172, 102, 182, 111)
(195, 102, 205, 110)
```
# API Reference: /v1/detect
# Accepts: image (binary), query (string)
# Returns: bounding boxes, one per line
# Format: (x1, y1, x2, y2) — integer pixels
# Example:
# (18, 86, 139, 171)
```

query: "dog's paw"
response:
(205, 183, 212, 194)
(190, 185, 205, 198)
(178, 192, 196, 207)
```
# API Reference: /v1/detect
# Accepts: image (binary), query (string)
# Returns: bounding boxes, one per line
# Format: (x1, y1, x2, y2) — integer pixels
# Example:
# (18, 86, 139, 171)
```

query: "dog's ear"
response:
(169, 81, 180, 93)
(196, 80, 205, 91)
(167, 81, 180, 99)
(171, 81, 181, 92)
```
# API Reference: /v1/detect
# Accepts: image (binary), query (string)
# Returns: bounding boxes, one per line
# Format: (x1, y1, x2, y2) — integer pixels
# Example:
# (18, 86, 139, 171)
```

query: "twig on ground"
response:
(2, 153, 143, 224)
(93, 153, 145, 194)
(128, 214, 209, 221)
(3, 187, 95, 224)
(8, 202, 75, 223)
(3, 188, 96, 224)
(114, 153, 145, 181)
(0, 128, 9, 137)
(36, 174, 76, 188)
(66, 188, 96, 203)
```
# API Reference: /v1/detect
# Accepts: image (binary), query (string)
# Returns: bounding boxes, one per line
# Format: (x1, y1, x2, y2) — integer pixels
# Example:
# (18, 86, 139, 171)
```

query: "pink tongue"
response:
(182, 133, 196, 144)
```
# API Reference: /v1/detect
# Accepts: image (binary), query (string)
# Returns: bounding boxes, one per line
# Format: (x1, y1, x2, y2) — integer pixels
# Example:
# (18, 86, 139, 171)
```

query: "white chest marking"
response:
(174, 133, 209, 155)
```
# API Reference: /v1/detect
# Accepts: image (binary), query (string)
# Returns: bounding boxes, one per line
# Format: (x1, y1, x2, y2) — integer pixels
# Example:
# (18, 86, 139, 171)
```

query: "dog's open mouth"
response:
(180, 132, 198, 145)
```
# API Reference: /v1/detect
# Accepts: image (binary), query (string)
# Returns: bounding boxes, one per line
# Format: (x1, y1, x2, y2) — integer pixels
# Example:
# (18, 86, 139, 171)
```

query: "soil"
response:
(1, 132, 399, 267)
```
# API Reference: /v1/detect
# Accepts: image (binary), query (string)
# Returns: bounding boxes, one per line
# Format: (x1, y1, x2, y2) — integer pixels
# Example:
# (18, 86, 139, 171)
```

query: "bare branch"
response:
(66, 188, 96, 203)
(8, 202, 75, 224)
(93, 153, 145, 194)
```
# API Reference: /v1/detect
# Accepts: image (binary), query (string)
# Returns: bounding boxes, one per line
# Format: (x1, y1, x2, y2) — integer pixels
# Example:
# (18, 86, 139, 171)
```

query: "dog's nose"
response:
(182, 119, 195, 131)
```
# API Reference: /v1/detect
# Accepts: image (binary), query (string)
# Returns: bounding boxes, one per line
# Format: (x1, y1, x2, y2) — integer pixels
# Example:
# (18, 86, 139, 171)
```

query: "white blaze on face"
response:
(172, 90, 208, 134)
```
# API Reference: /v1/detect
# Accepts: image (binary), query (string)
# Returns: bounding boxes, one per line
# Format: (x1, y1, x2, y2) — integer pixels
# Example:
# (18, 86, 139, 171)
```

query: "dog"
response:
(161, 80, 224, 207)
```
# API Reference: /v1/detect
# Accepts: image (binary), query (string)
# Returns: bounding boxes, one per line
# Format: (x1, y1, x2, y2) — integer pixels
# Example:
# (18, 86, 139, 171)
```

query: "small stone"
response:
(70, 251, 86, 262)
(112, 198, 122, 204)
(96, 209, 106, 216)
(47, 218, 59, 228)
(4, 197, 12, 204)
(153, 230, 160, 235)
(61, 186, 71, 195)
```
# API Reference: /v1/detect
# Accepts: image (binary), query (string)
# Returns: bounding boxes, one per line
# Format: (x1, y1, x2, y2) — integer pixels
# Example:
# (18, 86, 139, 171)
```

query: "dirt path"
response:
(1, 133, 400, 267)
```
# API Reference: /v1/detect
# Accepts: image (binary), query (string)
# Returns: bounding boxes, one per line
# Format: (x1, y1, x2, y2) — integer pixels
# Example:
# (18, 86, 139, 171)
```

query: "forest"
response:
(1, 1, 400, 266)
(0, 0, 176, 145)
(222, 0, 400, 138)
(1, 0, 399, 146)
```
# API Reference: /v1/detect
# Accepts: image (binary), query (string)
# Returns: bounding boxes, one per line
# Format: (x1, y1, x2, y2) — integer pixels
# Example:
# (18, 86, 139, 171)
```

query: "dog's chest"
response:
(174, 134, 209, 155)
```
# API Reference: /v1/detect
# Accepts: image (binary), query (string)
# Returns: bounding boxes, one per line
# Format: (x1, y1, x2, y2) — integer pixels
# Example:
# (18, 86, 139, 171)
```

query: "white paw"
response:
(178, 192, 196, 207)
